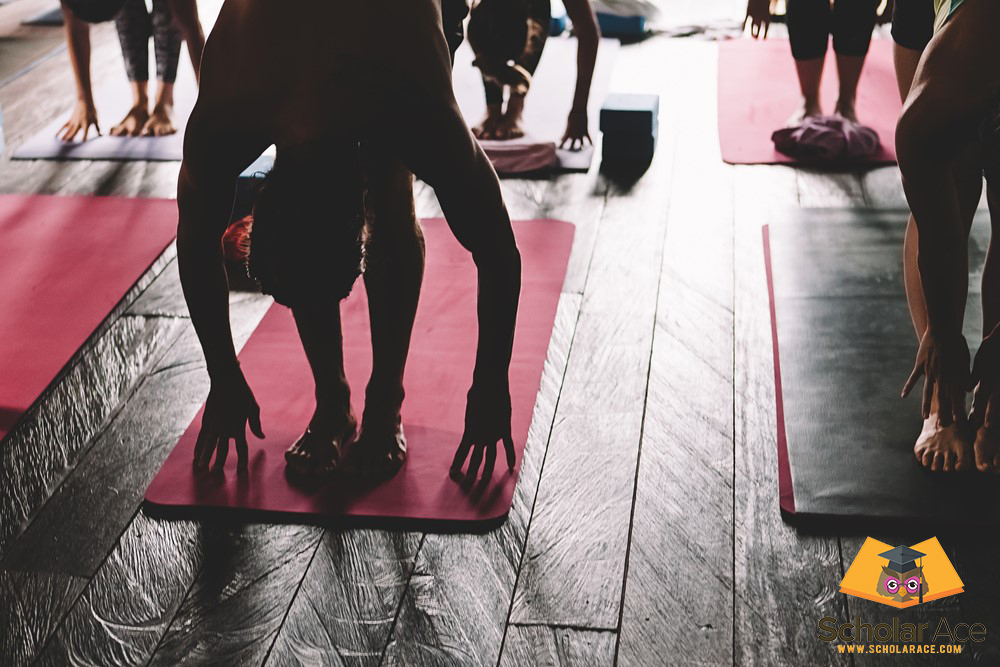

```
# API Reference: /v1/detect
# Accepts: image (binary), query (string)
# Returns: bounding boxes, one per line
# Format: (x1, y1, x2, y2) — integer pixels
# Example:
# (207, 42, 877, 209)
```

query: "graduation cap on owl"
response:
(878, 545, 926, 604)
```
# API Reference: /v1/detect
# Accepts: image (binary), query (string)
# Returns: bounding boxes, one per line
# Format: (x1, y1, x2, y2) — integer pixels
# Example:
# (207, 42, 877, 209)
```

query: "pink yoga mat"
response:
(145, 219, 574, 528)
(0, 195, 177, 440)
(718, 38, 900, 166)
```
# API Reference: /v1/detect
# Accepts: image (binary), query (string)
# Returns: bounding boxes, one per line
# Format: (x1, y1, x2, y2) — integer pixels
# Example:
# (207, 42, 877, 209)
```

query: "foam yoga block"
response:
(764, 209, 1000, 528)
(145, 219, 575, 529)
(0, 196, 177, 441)
(600, 93, 659, 167)
(596, 11, 646, 37)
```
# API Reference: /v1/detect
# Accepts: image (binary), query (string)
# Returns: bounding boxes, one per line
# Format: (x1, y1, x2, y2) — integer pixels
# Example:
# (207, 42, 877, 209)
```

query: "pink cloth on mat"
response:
(772, 115, 881, 162)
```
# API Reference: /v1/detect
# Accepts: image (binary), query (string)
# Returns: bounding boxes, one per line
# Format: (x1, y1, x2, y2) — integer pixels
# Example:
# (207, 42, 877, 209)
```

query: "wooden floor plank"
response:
(795, 169, 866, 207)
(617, 41, 734, 666)
(383, 292, 581, 665)
(0, 307, 180, 556)
(0, 568, 86, 667)
(508, 39, 678, 629)
(500, 625, 616, 666)
(732, 168, 847, 666)
(2, 296, 269, 665)
(33, 511, 202, 667)
(150, 524, 323, 666)
(265, 530, 422, 667)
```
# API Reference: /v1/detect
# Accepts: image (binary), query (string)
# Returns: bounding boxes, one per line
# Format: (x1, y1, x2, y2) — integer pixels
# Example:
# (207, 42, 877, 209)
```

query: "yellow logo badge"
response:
(840, 537, 964, 608)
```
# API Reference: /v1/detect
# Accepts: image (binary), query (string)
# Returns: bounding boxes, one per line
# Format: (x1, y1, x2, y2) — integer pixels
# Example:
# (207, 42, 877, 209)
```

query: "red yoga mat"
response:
(718, 38, 900, 166)
(0, 195, 177, 440)
(145, 219, 574, 528)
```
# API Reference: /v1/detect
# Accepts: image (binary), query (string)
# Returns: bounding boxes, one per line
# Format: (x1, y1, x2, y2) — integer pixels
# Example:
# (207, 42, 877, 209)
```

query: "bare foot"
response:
(110, 105, 150, 137)
(914, 414, 972, 472)
(835, 99, 860, 124)
(142, 103, 177, 137)
(786, 98, 822, 127)
(494, 115, 525, 140)
(973, 426, 1000, 473)
(285, 405, 357, 476)
(343, 418, 407, 478)
(474, 108, 503, 140)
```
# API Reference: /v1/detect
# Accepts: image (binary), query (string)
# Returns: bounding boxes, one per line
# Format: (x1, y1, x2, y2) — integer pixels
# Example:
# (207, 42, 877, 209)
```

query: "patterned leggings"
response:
(115, 0, 182, 84)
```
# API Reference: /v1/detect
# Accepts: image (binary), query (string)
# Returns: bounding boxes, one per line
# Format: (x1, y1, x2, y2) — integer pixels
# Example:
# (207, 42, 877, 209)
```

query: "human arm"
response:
(562, 0, 599, 149)
(177, 125, 268, 470)
(59, 2, 100, 141)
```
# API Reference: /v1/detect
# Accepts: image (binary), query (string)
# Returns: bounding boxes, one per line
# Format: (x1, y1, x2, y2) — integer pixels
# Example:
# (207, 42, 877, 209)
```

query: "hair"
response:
(241, 142, 367, 308)
(62, 0, 128, 23)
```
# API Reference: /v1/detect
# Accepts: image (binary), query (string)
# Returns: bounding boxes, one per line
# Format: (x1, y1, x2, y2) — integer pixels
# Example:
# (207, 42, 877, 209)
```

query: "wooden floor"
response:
(1, 1, 998, 665)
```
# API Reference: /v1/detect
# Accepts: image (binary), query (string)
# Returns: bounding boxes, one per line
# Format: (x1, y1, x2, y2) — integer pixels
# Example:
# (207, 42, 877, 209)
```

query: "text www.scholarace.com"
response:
(836, 643, 964, 655)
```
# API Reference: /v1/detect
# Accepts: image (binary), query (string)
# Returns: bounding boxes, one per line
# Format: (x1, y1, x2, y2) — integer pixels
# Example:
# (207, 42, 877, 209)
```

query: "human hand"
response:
(450, 377, 514, 482)
(745, 0, 772, 39)
(971, 325, 1000, 428)
(193, 367, 265, 471)
(560, 108, 591, 151)
(902, 329, 971, 426)
(57, 100, 100, 142)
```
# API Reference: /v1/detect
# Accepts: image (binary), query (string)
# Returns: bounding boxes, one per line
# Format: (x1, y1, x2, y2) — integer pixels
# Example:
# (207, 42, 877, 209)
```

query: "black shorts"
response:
(891, 0, 935, 51)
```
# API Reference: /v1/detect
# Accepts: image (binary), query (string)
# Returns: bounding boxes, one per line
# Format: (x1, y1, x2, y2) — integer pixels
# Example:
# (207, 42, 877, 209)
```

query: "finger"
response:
(560, 136, 569, 149)
(467, 444, 485, 479)
(82, 124, 90, 142)
(481, 443, 496, 481)
(249, 404, 265, 438)
(931, 451, 942, 472)
(236, 431, 249, 471)
(450, 437, 474, 476)
(503, 434, 516, 470)
(942, 451, 953, 472)
(584, 132, 593, 146)
(955, 443, 970, 471)
(213, 436, 230, 472)
(901, 363, 924, 398)
(763, 20, 770, 39)
(986, 398, 994, 430)
(193, 426, 212, 467)
(922, 449, 934, 468)
(202, 435, 222, 468)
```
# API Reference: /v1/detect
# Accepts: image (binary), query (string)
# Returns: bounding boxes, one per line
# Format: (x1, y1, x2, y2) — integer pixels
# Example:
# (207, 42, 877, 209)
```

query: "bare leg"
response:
(110, 80, 150, 136)
(344, 157, 425, 477)
(143, 81, 177, 136)
(284, 304, 357, 475)
(790, 56, 825, 125)
(166, 0, 205, 80)
(975, 186, 1000, 472)
(495, 93, 526, 139)
(833, 53, 865, 122)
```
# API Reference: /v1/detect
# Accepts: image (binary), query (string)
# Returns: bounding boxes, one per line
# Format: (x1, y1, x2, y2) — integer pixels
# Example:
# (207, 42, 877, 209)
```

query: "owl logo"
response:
(839, 537, 963, 608)
(876, 545, 928, 604)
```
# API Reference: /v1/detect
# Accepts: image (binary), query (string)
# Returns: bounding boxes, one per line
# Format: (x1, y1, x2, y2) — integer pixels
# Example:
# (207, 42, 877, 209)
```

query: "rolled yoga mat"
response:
(718, 38, 900, 166)
(145, 218, 575, 529)
(764, 209, 1000, 528)
(13, 51, 196, 161)
(453, 37, 620, 174)
(0, 195, 177, 440)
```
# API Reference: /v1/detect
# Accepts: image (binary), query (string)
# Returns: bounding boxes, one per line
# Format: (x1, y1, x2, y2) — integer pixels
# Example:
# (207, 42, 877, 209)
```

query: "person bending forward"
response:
(177, 0, 521, 480)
